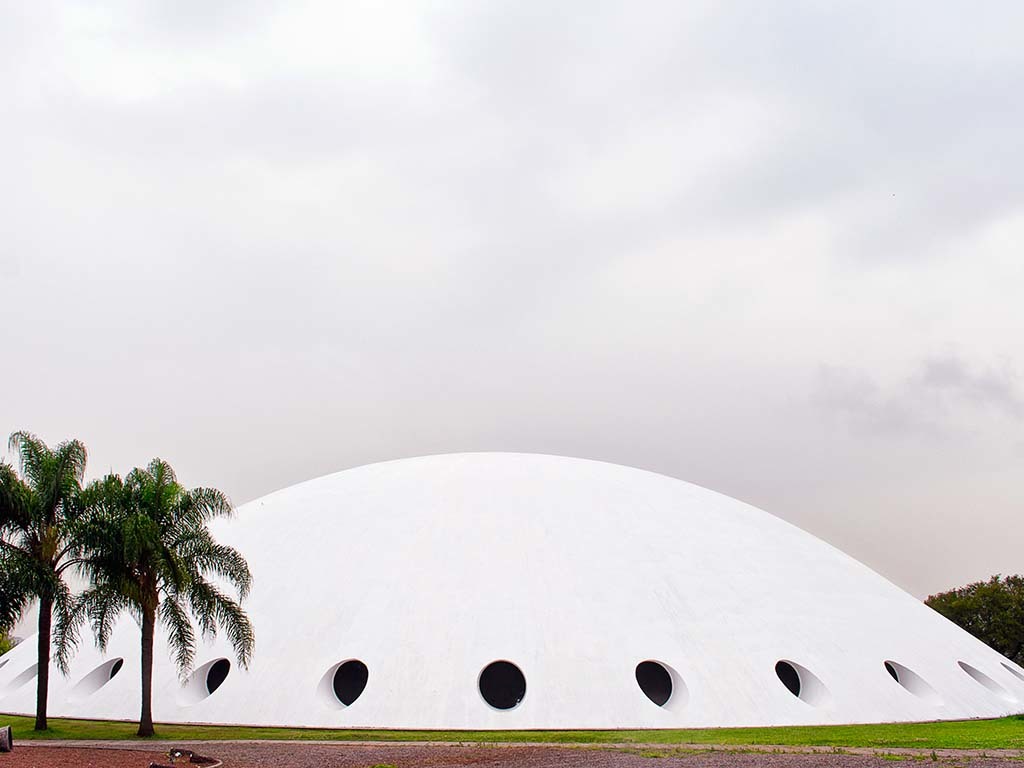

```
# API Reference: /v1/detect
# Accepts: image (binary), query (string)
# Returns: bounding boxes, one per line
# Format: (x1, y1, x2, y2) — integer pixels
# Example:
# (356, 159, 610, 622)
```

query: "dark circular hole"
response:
(206, 659, 230, 695)
(885, 661, 899, 682)
(776, 660, 801, 697)
(332, 660, 369, 706)
(109, 658, 124, 680)
(636, 661, 673, 706)
(479, 661, 526, 710)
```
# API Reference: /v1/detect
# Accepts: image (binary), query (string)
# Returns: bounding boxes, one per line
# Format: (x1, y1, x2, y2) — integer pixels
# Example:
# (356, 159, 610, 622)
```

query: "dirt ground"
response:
(7, 742, 1024, 768)
(2, 745, 168, 768)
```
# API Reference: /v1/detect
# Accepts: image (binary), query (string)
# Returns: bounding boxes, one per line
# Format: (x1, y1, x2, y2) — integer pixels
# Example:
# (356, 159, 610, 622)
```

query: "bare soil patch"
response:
(2, 745, 168, 767)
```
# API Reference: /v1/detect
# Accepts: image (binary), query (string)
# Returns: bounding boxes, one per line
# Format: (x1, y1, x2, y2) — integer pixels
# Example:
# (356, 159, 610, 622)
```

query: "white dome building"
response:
(1, 453, 1022, 728)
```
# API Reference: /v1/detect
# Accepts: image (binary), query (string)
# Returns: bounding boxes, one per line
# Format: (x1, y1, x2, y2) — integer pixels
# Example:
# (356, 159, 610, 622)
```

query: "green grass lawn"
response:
(2, 714, 1024, 749)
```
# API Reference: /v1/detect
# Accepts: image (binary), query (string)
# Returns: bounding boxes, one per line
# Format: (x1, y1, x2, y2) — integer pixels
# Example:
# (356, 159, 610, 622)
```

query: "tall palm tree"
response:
(79, 459, 254, 737)
(0, 431, 88, 731)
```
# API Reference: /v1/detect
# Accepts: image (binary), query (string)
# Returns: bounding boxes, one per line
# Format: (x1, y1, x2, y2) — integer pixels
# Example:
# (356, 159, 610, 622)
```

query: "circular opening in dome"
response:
(332, 660, 368, 706)
(316, 659, 369, 710)
(206, 659, 230, 694)
(478, 661, 526, 710)
(776, 661, 801, 697)
(178, 658, 231, 706)
(883, 660, 942, 704)
(67, 657, 124, 703)
(958, 661, 1016, 703)
(775, 660, 829, 706)
(636, 661, 673, 707)
(1001, 662, 1024, 684)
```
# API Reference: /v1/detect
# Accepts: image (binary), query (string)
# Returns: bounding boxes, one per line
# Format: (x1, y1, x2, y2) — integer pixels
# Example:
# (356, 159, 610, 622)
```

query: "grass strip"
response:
(2, 714, 1024, 748)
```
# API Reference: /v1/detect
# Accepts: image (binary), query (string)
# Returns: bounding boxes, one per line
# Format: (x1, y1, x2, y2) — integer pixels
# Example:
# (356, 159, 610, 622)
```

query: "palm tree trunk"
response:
(138, 605, 156, 737)
(34, 593, 52, 731)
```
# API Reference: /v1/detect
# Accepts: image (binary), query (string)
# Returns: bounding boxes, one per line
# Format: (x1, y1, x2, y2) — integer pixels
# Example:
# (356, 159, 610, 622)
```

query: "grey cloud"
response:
(917, 357, 1024, 418)
(815, 356, 1023, 437)
(814, 365, 941, 438)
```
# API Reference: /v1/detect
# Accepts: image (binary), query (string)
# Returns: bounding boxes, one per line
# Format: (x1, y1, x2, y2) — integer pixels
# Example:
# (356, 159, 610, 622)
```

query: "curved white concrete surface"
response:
(2, 452, 1022, 727)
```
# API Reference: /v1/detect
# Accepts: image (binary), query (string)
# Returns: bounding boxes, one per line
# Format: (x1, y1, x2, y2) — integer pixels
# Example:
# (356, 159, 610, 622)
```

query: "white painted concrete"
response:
(1, 452, 1022, 727)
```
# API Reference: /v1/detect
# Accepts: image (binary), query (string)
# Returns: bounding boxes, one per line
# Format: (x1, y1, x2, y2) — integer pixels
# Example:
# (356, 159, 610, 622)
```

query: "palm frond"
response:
(54, 439, 88, 483)
(198, 543, 252, 599)
(0, 553, 32, 634)
(52, 580, 84, 673)
(183, 487, 233, 523)
(159, 595, 197, 677)
(0, 462, 31, 532)
(81, 585, 131, 652)
(8, 431, 48, 488)
(187, 578, 255, 668)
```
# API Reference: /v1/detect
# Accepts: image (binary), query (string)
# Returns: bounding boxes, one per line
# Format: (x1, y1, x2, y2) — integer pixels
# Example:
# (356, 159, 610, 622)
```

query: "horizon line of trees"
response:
(0, 431, 254, 737)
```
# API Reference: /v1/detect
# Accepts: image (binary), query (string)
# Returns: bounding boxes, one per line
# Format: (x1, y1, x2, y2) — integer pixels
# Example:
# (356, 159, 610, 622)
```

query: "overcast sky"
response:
(2, 1, 1023, 601)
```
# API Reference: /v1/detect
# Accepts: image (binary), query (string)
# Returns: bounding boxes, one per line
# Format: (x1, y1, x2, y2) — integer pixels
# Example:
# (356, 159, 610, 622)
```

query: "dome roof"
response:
(2, 453, 1021, 727)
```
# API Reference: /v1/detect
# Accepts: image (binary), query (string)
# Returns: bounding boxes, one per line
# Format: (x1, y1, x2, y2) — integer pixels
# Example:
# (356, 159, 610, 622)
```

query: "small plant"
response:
(931, 750, 938, 761)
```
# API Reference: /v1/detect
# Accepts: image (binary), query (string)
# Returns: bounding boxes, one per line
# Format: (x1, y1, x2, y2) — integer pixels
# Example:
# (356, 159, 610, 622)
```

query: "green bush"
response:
(926, 574, 1024, 666)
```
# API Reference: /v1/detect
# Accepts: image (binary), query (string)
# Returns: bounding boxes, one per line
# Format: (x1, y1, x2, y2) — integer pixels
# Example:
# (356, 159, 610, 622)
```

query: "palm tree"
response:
(0, 431, 88, 731)
(79, 459, 254, 737)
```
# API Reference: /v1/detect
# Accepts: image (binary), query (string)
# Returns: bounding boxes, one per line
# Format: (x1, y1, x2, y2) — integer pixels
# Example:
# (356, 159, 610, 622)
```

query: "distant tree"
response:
(0, 432, 89, 731)
(78, 459, 254, 737)
(0, 632, 14, 656)
(926, 575, 1024, 665)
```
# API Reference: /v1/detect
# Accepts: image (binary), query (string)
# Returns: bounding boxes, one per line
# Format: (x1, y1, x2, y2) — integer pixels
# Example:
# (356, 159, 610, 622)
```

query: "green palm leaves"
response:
(78, 458, 254, 736)
(0, 431, 89, 731)
(1, 433, 254, 738)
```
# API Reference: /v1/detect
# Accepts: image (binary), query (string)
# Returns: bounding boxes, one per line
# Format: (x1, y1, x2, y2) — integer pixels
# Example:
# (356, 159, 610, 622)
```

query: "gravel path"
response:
(10, 742, 1024, 768)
